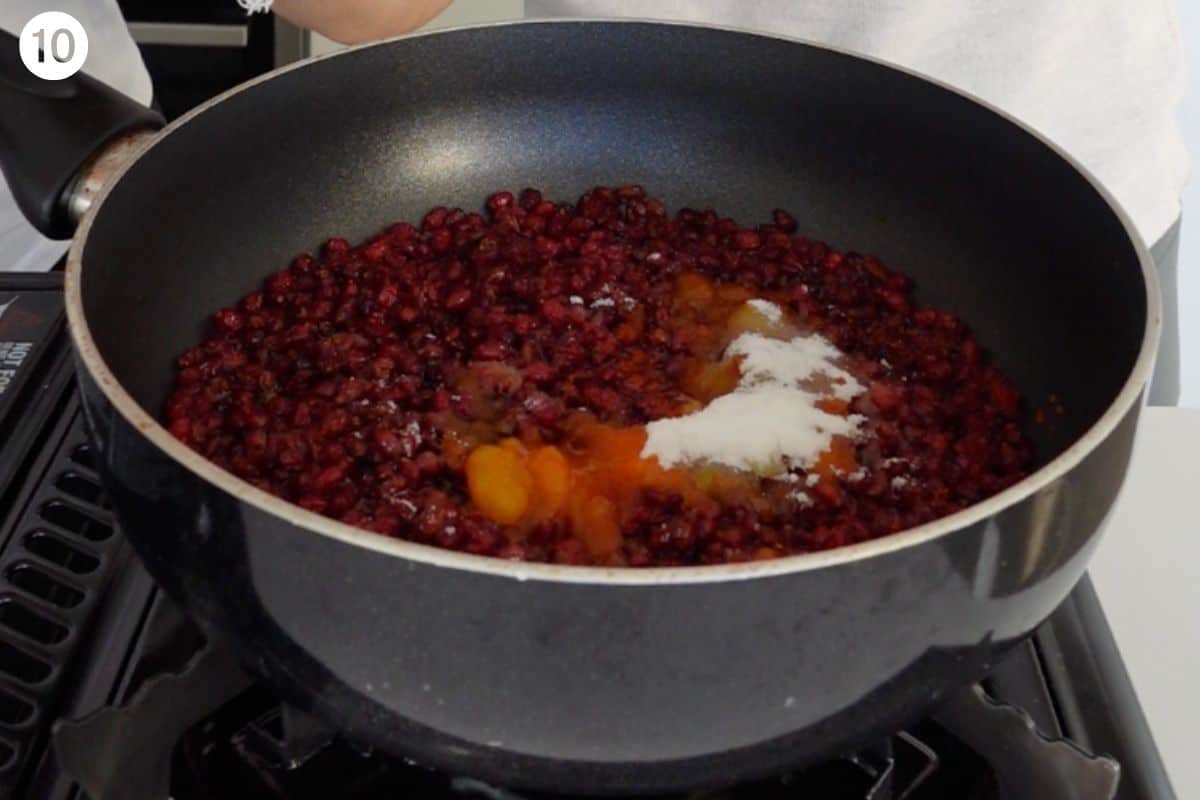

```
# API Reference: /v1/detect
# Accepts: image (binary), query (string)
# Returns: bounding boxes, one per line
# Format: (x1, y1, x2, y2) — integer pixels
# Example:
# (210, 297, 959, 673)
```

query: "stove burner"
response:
(169, 683, 944, 800)
(49, 615, 1122, 800)
(853, 733, 939, 800)
(45, 563, 1116, 800)
(233, 702, 338, 772)
(40, 593, 1097, 800)
(54, 630, 946, 800)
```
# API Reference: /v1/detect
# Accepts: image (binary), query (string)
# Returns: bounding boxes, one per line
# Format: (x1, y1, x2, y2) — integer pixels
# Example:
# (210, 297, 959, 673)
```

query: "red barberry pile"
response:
(165, 187, 1032, 566)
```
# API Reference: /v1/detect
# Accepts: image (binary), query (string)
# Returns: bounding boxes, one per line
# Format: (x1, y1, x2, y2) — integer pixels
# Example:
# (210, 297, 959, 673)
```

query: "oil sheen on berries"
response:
(164, 187, 1032, 567)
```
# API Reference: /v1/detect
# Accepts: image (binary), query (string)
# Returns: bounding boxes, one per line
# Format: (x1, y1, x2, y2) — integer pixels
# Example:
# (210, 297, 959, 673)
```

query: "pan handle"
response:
(0, 28, 163, 239)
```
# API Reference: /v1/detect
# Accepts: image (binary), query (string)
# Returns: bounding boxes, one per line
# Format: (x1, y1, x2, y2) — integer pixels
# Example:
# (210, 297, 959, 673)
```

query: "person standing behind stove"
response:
(271, 0, 1189, 406)
(3, 0, 1186, 404)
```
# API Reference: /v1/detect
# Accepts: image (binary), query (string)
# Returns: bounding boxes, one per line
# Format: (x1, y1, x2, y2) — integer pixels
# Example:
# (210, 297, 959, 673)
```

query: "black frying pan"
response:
(0, 21, 1156, 794)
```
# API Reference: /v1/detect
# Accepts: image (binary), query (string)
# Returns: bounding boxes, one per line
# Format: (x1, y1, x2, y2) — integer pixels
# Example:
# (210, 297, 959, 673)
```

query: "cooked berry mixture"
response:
(165, 187, 1032, 566)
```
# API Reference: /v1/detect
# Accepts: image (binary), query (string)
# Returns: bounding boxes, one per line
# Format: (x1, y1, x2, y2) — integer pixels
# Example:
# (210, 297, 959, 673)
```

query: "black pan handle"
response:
(0, 27, 163, 239)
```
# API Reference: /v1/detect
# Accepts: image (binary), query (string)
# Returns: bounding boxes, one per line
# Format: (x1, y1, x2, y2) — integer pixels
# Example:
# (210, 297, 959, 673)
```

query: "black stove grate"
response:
(168, 683, 947, 800)
(49, 590, 954, 800)
(0, 406, 133, 799)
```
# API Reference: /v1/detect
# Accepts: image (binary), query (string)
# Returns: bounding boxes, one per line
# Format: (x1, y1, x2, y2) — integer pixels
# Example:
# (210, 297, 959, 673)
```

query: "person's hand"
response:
(271, 0, 453, 44)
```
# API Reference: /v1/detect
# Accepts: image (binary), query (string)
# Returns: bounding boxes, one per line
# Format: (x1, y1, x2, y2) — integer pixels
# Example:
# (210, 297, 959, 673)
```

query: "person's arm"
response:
(271, 0, 454, 44)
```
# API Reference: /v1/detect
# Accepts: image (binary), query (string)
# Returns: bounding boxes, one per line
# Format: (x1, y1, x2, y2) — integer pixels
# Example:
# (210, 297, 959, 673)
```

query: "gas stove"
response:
(0, 272, 1177, 799)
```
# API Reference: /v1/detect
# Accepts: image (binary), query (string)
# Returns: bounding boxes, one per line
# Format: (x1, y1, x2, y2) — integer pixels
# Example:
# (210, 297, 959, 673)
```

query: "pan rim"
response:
(65, 17, 1161, 586)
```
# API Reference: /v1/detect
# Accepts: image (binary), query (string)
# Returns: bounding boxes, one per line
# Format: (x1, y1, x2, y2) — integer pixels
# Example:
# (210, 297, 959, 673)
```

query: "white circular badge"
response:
(19, 11, 89, 81)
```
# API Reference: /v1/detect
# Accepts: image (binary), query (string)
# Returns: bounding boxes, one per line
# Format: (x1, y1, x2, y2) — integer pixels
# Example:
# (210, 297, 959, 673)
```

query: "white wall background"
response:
(315, 0, 1200, 406)
(1178, 3, 1199, 407)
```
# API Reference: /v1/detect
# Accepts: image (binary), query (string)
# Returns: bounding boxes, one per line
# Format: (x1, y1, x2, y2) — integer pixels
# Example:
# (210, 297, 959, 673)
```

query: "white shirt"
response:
(527, 0, 1189, 246)
(0, 1, 1188, 268)
(0, 0, 151, 271)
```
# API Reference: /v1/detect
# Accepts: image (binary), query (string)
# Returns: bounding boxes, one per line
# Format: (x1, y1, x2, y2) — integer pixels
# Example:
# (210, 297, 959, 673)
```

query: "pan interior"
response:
(80, 21, 1147, 474)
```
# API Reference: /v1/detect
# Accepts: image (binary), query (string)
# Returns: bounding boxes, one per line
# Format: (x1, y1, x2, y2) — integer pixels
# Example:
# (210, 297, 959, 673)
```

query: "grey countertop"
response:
(1089, 406, 1200, 799)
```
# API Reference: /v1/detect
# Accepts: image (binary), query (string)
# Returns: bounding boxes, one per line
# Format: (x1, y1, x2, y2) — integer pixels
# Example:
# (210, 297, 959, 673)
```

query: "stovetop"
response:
(0, 272, 1178, 799)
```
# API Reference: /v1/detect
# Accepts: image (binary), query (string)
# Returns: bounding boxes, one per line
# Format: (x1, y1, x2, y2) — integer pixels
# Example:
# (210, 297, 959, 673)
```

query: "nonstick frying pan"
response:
(0, 20, 1157, 794)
